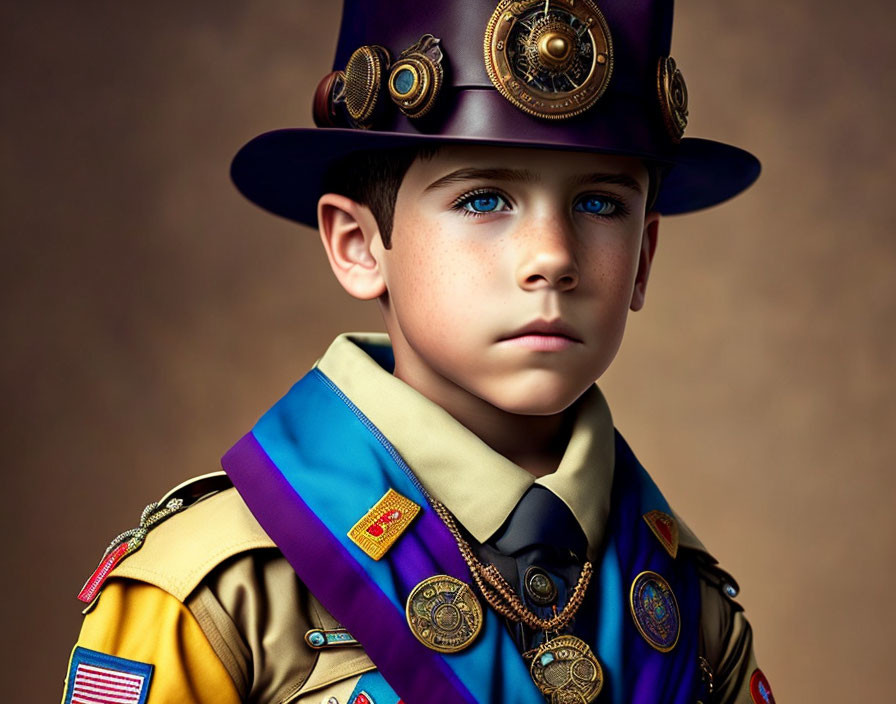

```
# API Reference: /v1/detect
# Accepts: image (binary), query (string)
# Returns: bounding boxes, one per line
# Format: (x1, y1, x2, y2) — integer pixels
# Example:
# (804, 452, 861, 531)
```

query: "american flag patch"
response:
(64, 647, 153, 704)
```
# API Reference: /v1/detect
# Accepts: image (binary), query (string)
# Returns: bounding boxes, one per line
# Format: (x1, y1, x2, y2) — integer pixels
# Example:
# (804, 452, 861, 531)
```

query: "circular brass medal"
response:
(405, 575, 483, 653)
(529, 634, 604, 702)
(484, 0, 614, 120)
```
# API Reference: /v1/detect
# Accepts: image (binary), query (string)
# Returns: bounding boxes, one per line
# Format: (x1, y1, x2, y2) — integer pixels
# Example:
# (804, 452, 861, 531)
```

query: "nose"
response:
(515, 216, 579, 292)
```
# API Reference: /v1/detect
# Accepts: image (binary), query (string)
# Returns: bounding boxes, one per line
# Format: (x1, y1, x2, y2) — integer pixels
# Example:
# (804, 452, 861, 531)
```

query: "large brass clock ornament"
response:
(484, 0, 614, 120)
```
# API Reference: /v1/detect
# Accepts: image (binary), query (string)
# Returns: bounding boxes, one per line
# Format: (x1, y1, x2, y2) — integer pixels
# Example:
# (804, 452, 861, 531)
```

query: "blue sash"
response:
(222, 368, 703, 703)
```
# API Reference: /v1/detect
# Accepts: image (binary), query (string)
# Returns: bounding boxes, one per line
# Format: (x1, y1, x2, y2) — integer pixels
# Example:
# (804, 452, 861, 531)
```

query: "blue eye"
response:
(454, 190, 509, 216)
(575, 195, 618, 216)
(470, 195, 500, 212)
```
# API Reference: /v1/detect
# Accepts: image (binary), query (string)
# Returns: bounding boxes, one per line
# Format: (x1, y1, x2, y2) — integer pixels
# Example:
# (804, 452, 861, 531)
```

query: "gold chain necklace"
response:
(431, 500, 605, 701)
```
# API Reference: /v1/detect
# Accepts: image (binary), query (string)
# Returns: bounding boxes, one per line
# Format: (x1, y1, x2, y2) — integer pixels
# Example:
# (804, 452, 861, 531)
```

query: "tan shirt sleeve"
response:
(65, 580, 242, 704)
(186, 549, 376, 703)
(698, 564, 760, 703)
(65, 486, 377, 704)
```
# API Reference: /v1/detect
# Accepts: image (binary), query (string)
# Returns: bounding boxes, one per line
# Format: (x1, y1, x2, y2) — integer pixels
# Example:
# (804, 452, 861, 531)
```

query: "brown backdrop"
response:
(3, 1, 894, 701)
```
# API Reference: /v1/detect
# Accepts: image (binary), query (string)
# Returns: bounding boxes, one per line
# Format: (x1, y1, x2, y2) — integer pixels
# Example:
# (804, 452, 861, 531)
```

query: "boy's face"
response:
(367, 145, 657, 417)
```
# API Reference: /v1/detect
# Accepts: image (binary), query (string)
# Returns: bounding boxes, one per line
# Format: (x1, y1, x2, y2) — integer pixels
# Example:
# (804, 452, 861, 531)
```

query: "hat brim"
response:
(231, 127, 760, 227)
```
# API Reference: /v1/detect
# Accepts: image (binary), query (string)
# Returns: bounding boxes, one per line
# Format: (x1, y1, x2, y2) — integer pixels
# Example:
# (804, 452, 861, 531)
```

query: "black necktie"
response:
(473, 485, 594, 652)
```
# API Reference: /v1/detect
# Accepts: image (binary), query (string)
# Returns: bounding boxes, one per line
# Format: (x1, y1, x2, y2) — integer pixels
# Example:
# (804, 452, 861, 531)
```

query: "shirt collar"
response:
(315, 333, 616, 560)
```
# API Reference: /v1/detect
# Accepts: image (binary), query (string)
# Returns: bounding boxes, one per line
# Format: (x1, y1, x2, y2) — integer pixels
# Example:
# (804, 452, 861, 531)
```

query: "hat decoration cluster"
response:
(313, 0, 687, 141)
(314, 34, 445, 128)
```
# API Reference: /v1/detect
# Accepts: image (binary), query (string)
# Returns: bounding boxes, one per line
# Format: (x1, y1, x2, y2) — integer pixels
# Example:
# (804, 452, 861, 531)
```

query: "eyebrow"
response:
(423, 168, 538, 193)
(423, 167, 643, 194)
(570, 172, 644, 194)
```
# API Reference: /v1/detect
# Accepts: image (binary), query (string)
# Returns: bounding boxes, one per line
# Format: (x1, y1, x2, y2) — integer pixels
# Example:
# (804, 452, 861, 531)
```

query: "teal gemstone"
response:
(540, 652, 555, 667)
(394, 67, 415, 95)
(309, 632, 325, 647)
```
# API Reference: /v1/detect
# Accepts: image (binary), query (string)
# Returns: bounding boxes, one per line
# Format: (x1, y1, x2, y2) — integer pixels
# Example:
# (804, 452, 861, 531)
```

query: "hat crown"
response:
(332, 0, 675, 100)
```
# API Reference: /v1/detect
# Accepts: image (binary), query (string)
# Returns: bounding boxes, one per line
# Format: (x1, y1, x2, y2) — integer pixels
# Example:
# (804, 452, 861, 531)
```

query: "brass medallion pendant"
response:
(484, 0, 614, 120)
(405, 575, 484, 653)
(530, 634, 604, 703)
(431, 501, 603, 701)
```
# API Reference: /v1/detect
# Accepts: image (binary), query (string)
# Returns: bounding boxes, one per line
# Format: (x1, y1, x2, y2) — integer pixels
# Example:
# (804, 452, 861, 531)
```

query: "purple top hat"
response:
(231, 0, 760, 226)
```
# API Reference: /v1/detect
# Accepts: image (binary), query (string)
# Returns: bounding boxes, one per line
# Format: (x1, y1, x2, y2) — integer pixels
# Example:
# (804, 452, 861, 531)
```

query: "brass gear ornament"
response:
(657, 56, 689, 142)
(484, 0, 614, 120)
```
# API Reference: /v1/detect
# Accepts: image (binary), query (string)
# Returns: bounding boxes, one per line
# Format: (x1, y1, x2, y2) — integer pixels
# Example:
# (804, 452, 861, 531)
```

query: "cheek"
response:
(585, 238, 642, 295)
(387, 223, 469, 339)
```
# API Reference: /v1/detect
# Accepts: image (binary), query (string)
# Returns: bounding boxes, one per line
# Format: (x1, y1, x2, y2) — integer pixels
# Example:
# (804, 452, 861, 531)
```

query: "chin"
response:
(481, 380, 589, 417)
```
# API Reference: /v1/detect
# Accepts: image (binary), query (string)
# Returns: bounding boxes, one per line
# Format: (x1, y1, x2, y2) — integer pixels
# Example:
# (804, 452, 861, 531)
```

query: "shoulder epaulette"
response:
(671, 509, 742, 603)
(77, 472, 234, 605)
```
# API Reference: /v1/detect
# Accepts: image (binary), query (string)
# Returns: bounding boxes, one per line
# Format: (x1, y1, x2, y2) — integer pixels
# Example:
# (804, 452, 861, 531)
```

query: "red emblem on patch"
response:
(642, 510, 679, 559)
(365, 509, 403, 537)
(351, 693, 373, 704)
(749, 668, 776, 704)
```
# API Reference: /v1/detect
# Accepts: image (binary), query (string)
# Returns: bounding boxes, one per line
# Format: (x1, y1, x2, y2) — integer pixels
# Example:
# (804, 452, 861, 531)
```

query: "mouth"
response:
(498, 319, 583, 351)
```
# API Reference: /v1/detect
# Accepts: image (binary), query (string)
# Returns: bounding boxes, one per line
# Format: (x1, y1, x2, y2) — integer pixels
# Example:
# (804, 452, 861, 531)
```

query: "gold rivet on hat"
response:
(541, 33, 571, 61)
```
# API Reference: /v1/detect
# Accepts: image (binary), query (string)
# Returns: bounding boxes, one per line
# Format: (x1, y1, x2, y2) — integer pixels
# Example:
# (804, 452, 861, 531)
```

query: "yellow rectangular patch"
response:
(347, 489, 421, 561)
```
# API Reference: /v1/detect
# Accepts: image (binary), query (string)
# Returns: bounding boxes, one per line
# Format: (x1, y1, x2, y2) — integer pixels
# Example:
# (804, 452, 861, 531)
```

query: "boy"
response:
(62, 1, 772, 703)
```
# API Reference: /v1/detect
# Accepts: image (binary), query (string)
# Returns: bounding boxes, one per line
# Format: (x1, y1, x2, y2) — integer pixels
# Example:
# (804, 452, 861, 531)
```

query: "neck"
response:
(392, 363, 576, 478)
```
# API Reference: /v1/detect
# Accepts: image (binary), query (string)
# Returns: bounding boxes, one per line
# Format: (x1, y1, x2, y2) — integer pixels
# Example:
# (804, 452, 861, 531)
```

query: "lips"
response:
(499, 319, 583, 344)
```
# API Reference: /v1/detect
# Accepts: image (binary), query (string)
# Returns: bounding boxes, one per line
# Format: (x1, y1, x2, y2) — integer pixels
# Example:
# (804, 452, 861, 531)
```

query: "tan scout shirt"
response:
(67, 333, 760, 703)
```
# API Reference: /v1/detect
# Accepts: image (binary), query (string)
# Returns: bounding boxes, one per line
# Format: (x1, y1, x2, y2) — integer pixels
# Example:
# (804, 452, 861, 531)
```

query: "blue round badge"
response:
(629, 570, 681, 652)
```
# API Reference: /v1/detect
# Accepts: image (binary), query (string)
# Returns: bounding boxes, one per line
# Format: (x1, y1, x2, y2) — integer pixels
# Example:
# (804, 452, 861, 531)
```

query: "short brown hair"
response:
(322, 146, 439, 248)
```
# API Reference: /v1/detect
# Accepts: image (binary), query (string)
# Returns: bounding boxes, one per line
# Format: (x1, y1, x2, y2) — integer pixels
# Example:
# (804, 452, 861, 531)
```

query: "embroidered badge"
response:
(347, 488, 421, 561)
(63, 647, 153, 704)
(304, 627, 360, 649)
(642, 510, 679, 559)
(749, 669, 777, 704)
(629, 570, 681, 652)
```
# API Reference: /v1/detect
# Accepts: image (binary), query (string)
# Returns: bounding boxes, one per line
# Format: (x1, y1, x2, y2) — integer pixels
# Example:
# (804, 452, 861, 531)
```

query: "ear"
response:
(317, 193, 387, 300)
(629, 211, 660, 312)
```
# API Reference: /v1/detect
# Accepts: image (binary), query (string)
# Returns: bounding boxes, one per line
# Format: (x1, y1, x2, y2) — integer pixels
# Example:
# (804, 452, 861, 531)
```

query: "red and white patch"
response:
(64, 648, 153, 704)
(77, 541, 132, 603)
(749, 668, 776, 704)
